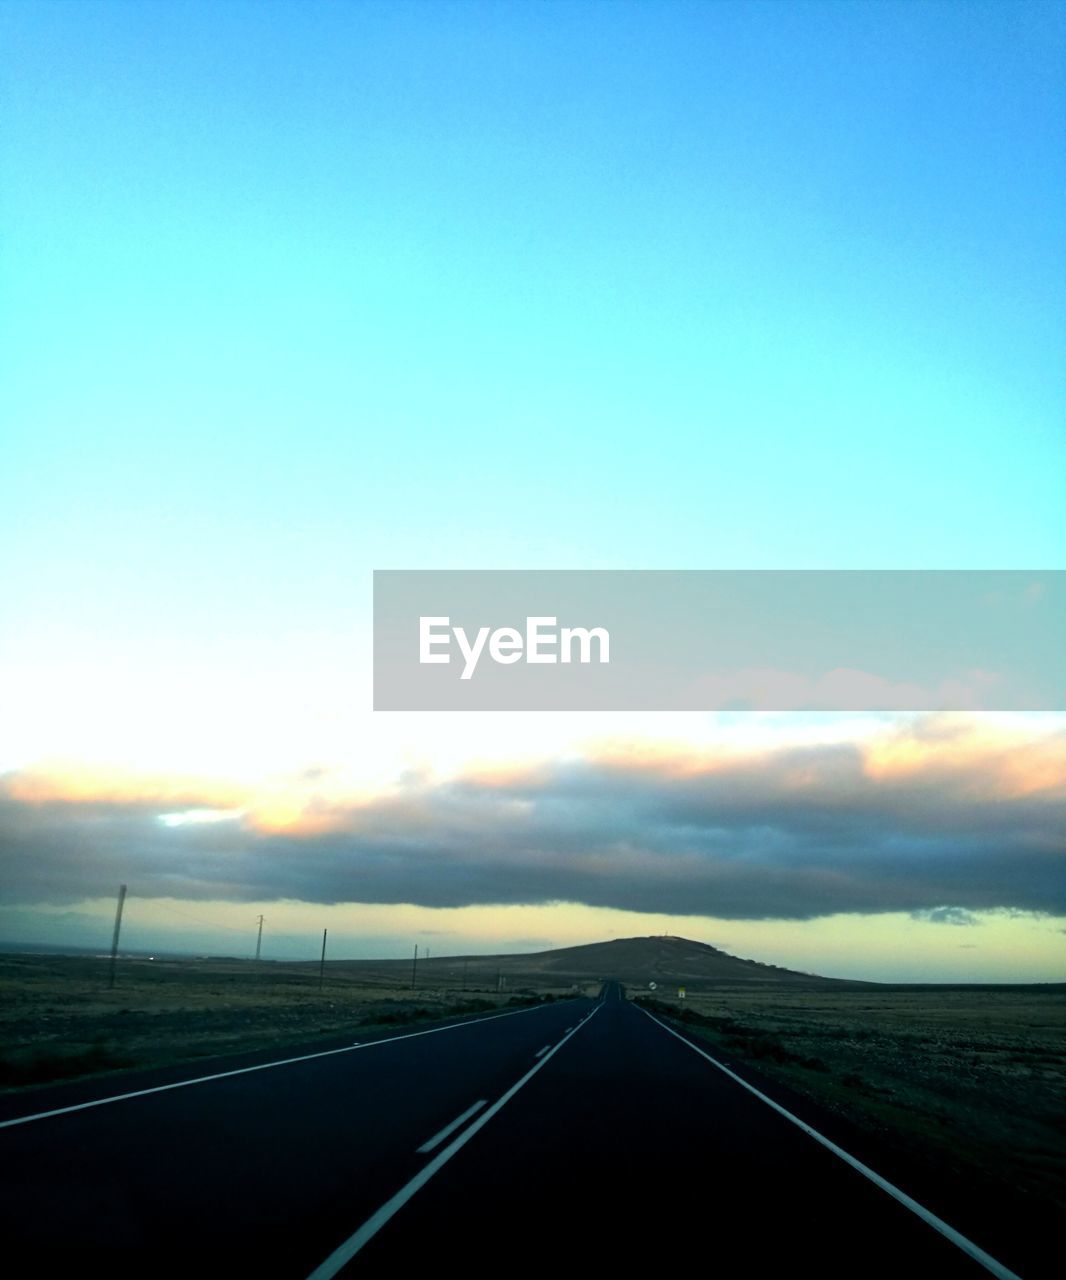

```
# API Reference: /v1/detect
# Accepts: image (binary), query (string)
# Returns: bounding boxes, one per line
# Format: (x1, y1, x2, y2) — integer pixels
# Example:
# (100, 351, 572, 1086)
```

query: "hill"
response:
(416, 934, 873, 990)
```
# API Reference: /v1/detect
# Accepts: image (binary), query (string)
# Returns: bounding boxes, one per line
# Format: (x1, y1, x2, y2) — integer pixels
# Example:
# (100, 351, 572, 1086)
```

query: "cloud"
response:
(1, 717, 1063, 921)
(911, 906, 980, 926)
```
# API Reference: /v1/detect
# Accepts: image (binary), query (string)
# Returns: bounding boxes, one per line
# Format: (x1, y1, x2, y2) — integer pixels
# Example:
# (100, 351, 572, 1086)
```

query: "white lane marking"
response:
(534, 1044, 551, 1058)
(638, 1006, 1023, 1280)
(305, 1004, 602, 1279)
(0, 1000, 582, 1131)
(350, 1043, 361, 1047)
(415, 1100, 487, 1154)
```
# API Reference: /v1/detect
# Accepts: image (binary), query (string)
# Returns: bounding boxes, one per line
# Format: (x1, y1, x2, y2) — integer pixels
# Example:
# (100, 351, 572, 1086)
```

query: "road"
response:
(0, 984, 1044, 1278)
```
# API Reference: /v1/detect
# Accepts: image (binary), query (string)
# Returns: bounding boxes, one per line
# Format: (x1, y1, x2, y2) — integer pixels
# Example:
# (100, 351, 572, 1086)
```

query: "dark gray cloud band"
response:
(2, 733, 1063, 920)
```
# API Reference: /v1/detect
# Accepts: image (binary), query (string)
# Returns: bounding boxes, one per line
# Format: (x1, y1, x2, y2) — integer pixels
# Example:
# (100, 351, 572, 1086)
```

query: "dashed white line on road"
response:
(304, 1004, 602, 1279)
(534, 1044, 551, 1058)
(416, 1100, 487, 1154)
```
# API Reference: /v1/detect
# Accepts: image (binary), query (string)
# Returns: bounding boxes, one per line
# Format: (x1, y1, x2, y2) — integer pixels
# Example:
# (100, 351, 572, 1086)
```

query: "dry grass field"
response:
(637, 983, 1066, 1219)
(0, 952, 581, 1090)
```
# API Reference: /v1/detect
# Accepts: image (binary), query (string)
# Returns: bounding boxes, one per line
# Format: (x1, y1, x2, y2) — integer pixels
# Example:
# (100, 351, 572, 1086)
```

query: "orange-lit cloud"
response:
(6, 764, 245, 811)
(863, 716, 1066, 797)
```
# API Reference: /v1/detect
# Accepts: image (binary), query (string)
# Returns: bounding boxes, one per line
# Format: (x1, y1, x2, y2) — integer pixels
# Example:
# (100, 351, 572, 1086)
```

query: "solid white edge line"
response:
(0, 999, 582, 1131)
(415, 1099, 487, 1154)
(304, 1004, 602, 1280)
(638, 1005, 1023, 1280)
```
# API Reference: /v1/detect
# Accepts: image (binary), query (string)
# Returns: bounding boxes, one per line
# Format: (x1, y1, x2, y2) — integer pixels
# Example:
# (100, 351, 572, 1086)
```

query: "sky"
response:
(1, 1, 1063, 979)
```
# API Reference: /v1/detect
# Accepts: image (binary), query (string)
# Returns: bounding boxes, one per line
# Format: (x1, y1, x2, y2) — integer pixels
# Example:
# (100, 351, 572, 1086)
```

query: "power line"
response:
(152, 901, 255, 936)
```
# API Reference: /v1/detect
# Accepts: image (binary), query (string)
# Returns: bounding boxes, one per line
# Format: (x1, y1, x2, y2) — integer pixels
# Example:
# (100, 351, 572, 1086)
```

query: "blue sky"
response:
(1, 2, 1063, 975)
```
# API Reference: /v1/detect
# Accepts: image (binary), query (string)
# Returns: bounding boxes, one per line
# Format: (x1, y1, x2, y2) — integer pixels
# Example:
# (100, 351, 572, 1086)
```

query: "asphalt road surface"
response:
(0, 984, 1046, 1278)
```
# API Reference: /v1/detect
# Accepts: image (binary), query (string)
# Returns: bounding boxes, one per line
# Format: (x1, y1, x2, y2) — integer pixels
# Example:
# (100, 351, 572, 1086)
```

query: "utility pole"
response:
(319, 928, 328, 989)
(255, 914, 264, 962)
(108, 883, 127, 989)
(411, 943, 419, 990)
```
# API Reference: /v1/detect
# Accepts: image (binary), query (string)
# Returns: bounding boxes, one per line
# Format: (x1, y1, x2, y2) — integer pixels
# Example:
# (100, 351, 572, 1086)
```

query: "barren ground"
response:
(637, 984, 1066, 1219)
(0, 953, 583, 1089)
